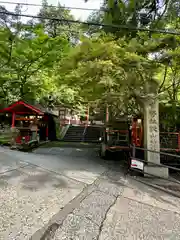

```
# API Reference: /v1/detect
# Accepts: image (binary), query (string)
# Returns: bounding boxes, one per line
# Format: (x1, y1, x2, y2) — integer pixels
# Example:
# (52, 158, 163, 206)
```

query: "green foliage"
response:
(0, 24, 69, 102)
(85, 0, 176, 38)
(0, 5, 71, 106)
(0, 0, 179, 130)
(0, 3, 86, 111)
(58, 34, 160, 119)
(38, 0, 82, 44)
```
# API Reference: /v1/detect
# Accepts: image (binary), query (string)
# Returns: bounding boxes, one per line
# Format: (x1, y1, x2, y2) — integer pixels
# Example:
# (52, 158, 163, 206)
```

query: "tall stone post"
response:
(144, 98, 160, 164)
(143, 96, 168, 178)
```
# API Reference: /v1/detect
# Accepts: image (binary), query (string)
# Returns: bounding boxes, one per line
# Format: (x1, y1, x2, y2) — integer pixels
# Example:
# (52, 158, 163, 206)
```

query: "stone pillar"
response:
(144, 98, 160, 164)
(143, 97, 169, 178)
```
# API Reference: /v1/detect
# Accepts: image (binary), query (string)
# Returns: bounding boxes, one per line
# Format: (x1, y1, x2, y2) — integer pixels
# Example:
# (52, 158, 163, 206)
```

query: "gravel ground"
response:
(1, 146, 180, 240)
(0, 164, 85, 239)
(51, 173, 180, 240)
(99, 196, 180, 240)
(0, 146, 105, 239)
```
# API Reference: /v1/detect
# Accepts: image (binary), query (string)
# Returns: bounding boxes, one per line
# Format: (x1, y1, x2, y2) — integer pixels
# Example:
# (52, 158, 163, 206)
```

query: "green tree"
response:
(85, 0, 179, 38)
(0, 5, 70, 105)
(59, 34, 161, 119)
(38, 0, 81, 45)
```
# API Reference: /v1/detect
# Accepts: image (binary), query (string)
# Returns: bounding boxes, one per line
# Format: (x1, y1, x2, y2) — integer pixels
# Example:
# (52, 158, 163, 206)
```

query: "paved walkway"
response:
(47, 172, 180, 240)
(0, 146, 180, 239)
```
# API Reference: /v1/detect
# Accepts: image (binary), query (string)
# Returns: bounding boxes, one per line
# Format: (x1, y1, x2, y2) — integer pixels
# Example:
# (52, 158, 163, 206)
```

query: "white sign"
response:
(131, 159, 144, 171)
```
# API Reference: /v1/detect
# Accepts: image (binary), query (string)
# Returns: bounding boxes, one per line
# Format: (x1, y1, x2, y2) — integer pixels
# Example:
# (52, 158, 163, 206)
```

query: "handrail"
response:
(131, 145, 180, 158)
(106, 130, 128, 133)
(160, 132, 179, 135)
(130, 165, 180, 184)
(60, 125, 70, 139)
(81, 125, 87, 142)
(131, 156, 180, 172)
(130, 145, 180, 183)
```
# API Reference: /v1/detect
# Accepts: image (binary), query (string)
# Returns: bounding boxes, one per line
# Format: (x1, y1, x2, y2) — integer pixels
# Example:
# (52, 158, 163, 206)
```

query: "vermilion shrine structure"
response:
(0, 100, 57, 144)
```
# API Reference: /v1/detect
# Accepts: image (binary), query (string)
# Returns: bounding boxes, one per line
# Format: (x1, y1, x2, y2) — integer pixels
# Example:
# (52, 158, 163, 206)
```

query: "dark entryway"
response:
(39, 113, 57, 141)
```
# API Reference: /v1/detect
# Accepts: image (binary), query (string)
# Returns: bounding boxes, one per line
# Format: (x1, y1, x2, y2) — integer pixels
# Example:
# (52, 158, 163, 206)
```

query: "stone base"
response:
(144, 165, 169, 179)
(10, 145, 17, 150)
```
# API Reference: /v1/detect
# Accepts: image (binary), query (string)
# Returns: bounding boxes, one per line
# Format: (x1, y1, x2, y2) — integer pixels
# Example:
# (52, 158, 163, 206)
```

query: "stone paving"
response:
(1, 146, 180, 239)
(0, 146, 105, 239)
(100, 197, 180, 240)
(33, 172, 180, 240)
(49, 174, 180, 240)
(51, 180, 122, 240)
(0, 164, 85, 239)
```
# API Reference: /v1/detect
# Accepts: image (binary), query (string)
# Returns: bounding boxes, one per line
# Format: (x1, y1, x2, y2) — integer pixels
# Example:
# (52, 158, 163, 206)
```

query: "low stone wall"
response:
(0, 127, 14, 145)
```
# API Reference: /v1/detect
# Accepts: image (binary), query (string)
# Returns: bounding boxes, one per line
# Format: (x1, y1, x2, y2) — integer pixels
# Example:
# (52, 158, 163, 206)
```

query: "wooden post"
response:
(86, 105, 89, 126)
(12, 112, 15, 127)
(178, 133, 180, 151)
(106, 105, 109, 124)
(46, 126, 48, 141)
(132, 144, 136, 158)
(106, 105, 109, 141)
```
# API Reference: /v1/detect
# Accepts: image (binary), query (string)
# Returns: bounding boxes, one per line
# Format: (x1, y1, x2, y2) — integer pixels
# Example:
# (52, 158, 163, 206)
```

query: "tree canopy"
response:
(0, 0, 179, 129)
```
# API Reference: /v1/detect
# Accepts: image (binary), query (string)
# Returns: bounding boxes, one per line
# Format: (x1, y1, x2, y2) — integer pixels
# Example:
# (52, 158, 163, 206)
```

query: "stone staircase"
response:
(62, 125, 102, 143)
(63, 125, 85, 142)
(84, 126, 102, 143)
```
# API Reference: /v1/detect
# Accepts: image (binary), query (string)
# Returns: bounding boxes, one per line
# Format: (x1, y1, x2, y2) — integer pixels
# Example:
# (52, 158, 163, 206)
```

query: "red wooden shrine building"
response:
(0, 100, 57, 144)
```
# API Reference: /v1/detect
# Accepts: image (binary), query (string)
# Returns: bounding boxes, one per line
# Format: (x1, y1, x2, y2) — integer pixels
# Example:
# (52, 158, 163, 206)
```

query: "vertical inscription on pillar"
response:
(147, 99, 160, 163)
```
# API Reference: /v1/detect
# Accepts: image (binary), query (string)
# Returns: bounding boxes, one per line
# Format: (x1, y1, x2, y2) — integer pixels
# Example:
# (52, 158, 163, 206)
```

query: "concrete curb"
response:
(133, 177, 180, 198)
